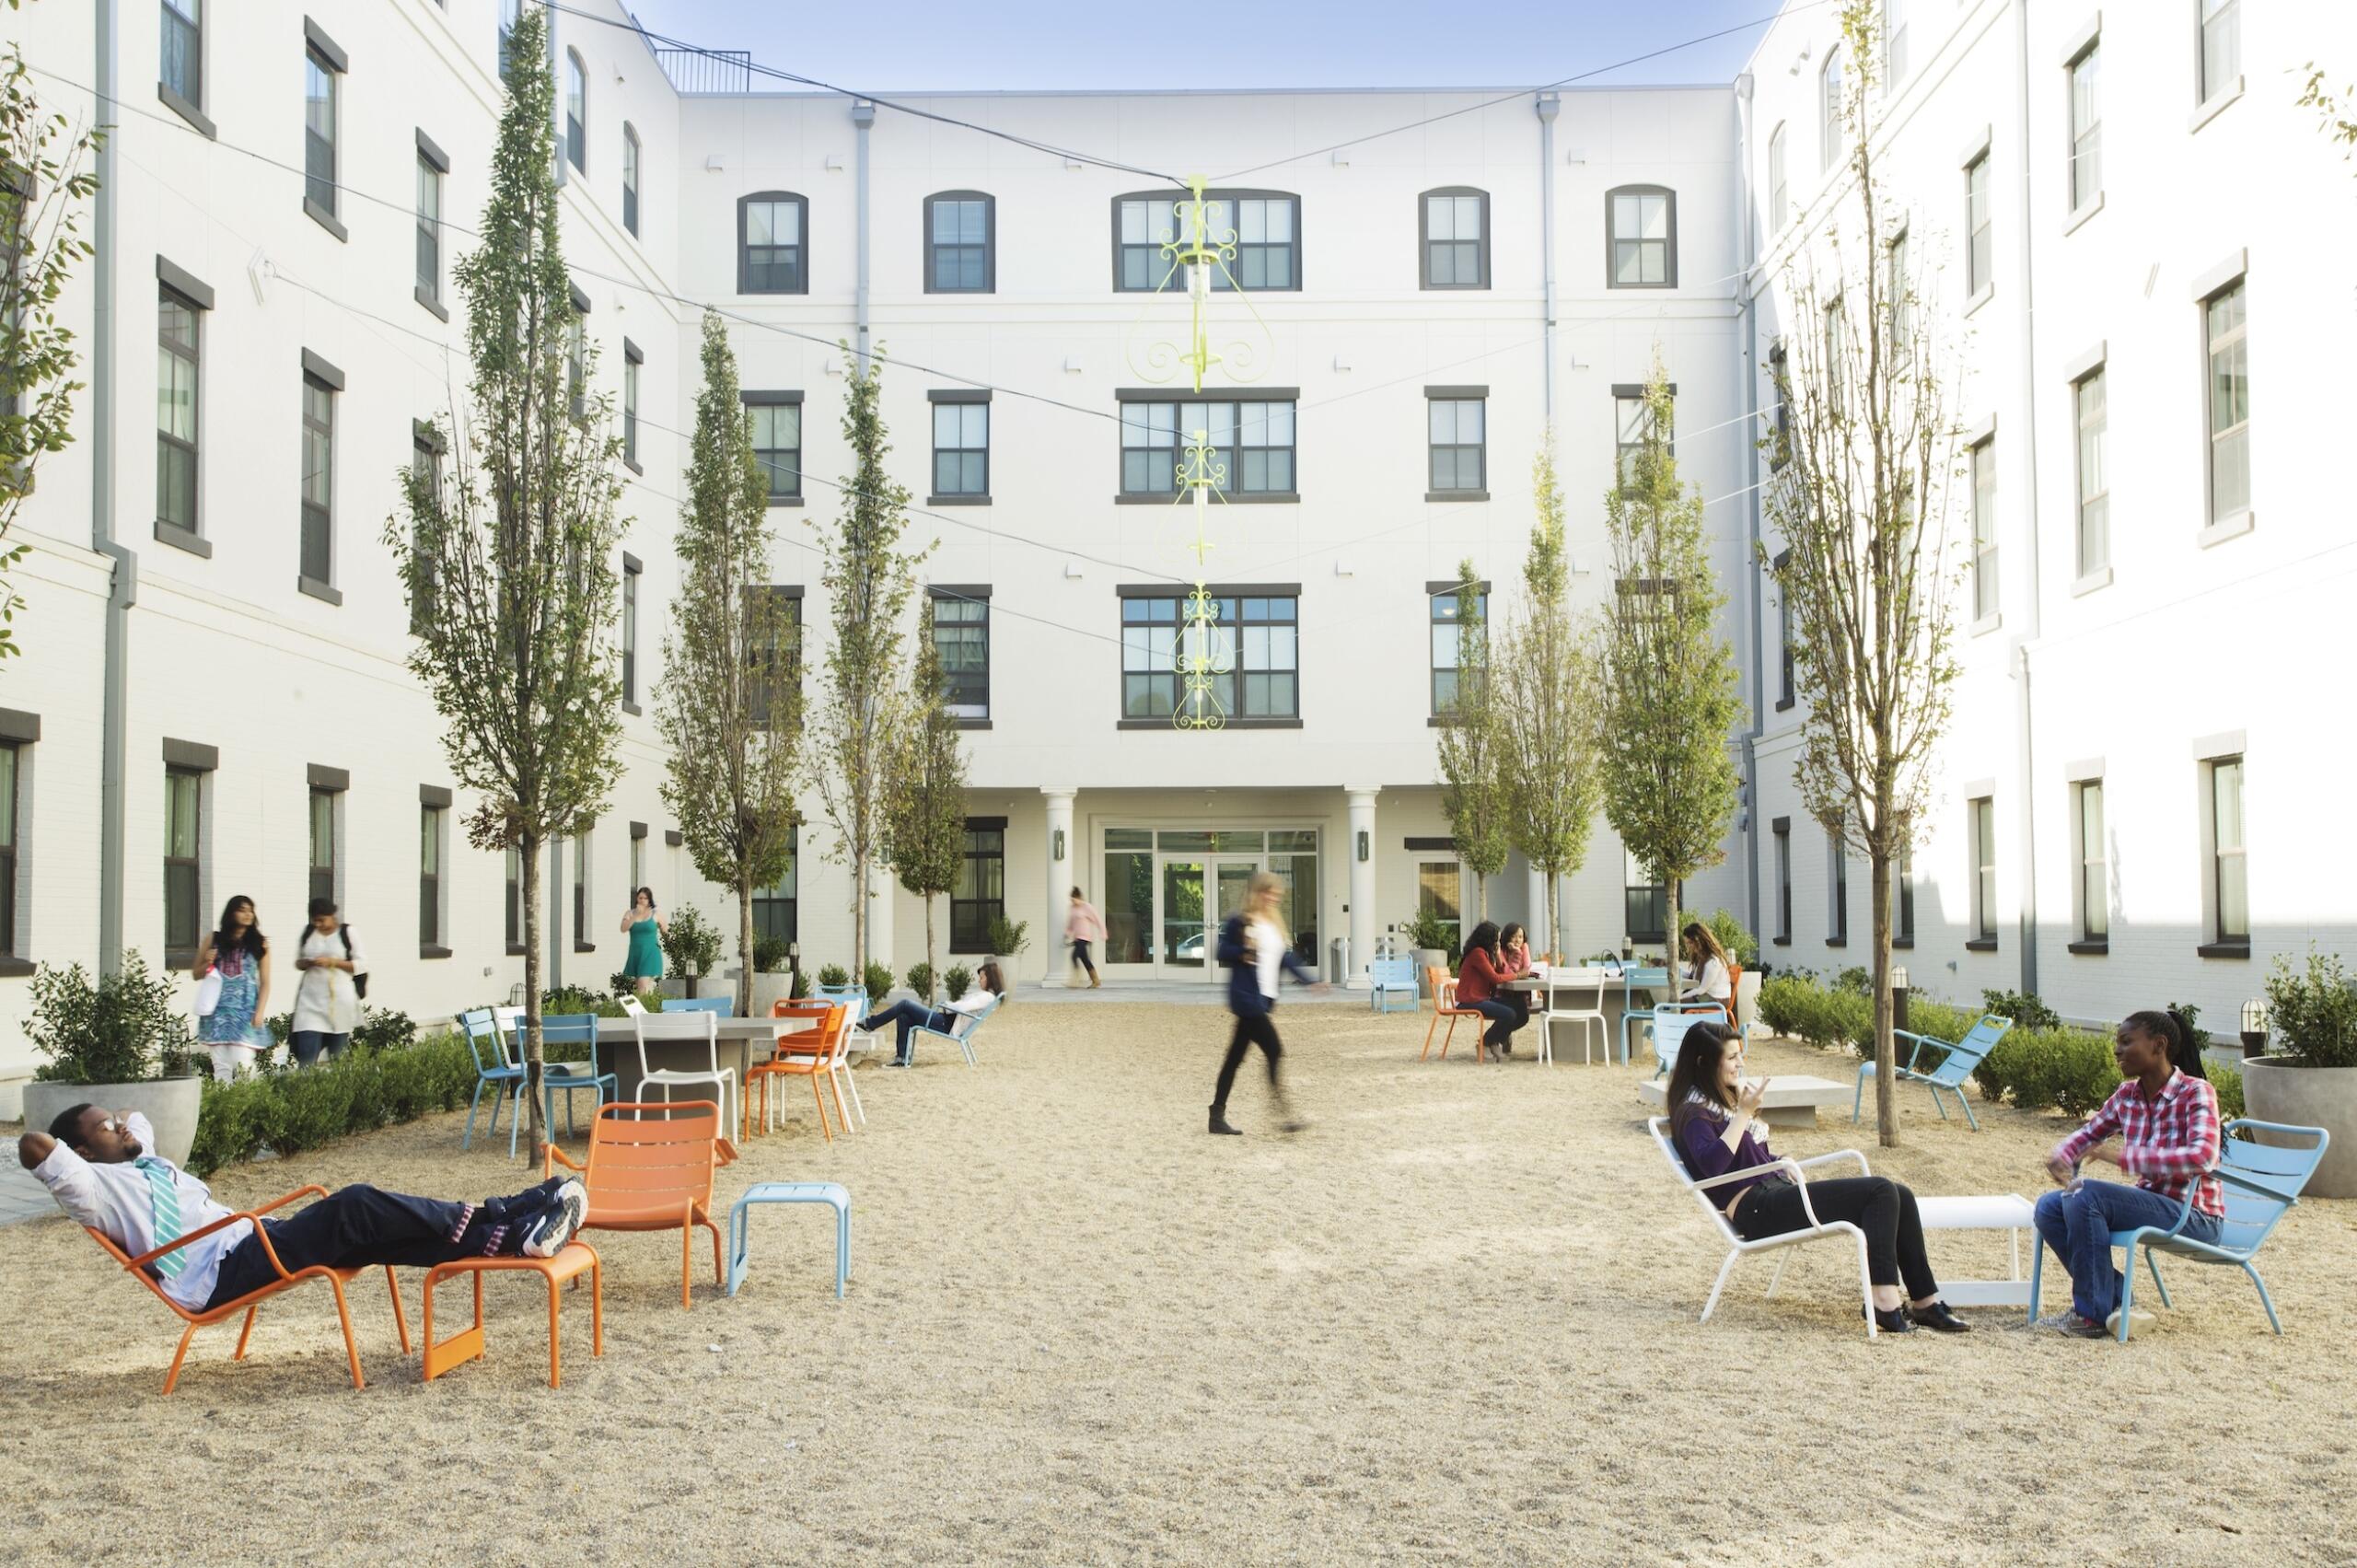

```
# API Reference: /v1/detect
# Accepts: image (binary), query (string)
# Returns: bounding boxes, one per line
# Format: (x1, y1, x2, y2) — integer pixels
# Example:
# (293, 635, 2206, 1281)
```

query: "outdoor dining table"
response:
(593, 1014, 818, 1122)
(1502, 969, 1622, 1063)
(1498, 966, 1685, 1063)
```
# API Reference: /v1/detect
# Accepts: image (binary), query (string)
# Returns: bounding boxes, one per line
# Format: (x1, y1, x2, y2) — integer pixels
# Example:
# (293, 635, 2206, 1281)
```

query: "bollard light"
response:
(1891, 964, 1910, 1034)
(2240, 997, 2270, 1057)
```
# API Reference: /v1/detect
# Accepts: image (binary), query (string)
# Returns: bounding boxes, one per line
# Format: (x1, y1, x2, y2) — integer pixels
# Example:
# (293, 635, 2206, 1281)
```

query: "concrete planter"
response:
(23, 1074, 204, 1169)
(1736, 970, 1763, 1034)
(1415, 950, 1447, 998)
(2241, 1055, 2357, 1199)
(748, 971, 797, 1016)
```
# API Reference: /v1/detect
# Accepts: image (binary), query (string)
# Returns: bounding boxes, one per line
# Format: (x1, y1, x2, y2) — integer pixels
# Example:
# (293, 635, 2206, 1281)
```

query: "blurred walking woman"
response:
(620, 888, 667, 998)
(193, 896, 271, 1082)
(1208, 871, 1322, 1135)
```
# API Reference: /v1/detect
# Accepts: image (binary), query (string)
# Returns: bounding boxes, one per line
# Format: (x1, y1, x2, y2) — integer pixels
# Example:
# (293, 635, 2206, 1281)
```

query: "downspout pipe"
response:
(1532, 90, 1561, 947)
(852, 99, 876, 380)
(1735, 73, 1765, 947)
(94, 0, 134, 975)
(2009, 0, 2043, 997)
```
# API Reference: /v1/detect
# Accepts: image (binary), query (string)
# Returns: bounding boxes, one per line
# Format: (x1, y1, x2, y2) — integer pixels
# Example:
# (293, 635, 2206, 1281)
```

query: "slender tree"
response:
(882, 598, 970, 1003)
(799, 346, 928, 973)
(1588, 363, 1746, 924)
(0, 15, 103, 664)
(1764, 1, 1965, 1147)
(1496, 444, 1602, 958)
(1433, 557, 1509, 920)
(656, 312, 802, 1017)
(383, 4, 623, 1157)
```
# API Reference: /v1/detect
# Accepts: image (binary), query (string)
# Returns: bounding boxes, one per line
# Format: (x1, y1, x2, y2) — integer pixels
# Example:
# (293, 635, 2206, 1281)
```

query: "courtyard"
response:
(3, 1000, 2347, 1566)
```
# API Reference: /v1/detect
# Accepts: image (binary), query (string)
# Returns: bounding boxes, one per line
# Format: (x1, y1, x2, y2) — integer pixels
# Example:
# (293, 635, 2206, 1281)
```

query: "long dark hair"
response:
(633, 887, 657, 912)
(1681, 921, 1730, 975)
(1501, 922, 1526, 952)
(1462, 921, 1501, 970)
(1665, 1018, 1742, 1143)
(2123, 1007, 2207, 1081)
(213, 896, 265, 961)
(977, 959, 1008, 1001)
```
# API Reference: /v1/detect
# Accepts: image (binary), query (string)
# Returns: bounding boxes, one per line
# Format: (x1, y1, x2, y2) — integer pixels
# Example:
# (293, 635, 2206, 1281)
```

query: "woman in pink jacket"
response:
(1066, 887, 1106, 989)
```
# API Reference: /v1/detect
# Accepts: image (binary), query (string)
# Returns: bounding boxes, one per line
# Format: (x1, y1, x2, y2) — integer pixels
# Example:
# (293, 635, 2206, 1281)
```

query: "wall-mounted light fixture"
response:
(1357, 830, 1370, 863)
(1053, 828, 1066, 862)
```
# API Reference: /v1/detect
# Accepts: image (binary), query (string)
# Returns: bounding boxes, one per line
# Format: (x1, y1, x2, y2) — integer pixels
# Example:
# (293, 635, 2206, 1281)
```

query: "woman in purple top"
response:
(1666, 1018, 1968, 1335)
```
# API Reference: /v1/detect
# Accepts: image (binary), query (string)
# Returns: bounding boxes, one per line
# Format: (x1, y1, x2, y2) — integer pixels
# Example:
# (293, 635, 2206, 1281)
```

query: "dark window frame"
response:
(2210, 756, 2247, 946)
(301, 24, 346, 238)
(308, 782, 339, 909)
(414, 130, 447, 318)
(1119, 587, 1301, 726)
(753, 824, 798, 946)
(621, 122, 642, 237)
(159, 0, 208, 133)
(157, 281, 204, 543)
(164, 761, 205, 962)
(929, 393, 990, 501)
(563, 48, 588, 174)
(0, 738, 19, 958)
(930, 587, 991, 722)
(1418, 186, 1490, 290)
(299, 355, 341, 598)
(1771, 817, 1792, 944)
(1827, 819, 1849, 946)
(924, 191, 995, 294)
(950, 819, 1006, 955)
(1605, 184, 1678, 288)
(1426, 391, 1487, 499)
(749, 585, 803, 729)
(621, 552, 641, 709)
(505, 843, 522, 953)
(621, 337, 642, 469)
(1428, 581, 1488, 716)
(737, 192, 810, 295)
(1772, 548, 1794, 710)
(1111, 188, 1301, 293)
(1970, 796, 1998, 945)
(1117, 393, 1299, 502)
(743, 389, 804, 503)
(419, 800, 445, 949)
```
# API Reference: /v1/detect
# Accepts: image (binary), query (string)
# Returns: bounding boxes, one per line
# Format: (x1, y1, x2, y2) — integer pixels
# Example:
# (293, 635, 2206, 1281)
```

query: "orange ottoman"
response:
(421, 1242, 602, 1388)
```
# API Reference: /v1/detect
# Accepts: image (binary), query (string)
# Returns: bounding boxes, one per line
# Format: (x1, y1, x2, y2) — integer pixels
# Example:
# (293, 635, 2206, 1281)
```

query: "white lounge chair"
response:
(1647, 1115, 1883, 1338)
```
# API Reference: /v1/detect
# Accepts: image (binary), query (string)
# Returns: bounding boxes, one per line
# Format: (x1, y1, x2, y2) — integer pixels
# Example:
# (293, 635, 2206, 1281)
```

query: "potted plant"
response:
(2246, 948, 2357, 1197)
(22, 954, 205, 1167)
(988, 915, 1030, 981)
(1401, 909, 1455, 998)
(748, 934, 797, 1016)
(659, 905, 724, 1000)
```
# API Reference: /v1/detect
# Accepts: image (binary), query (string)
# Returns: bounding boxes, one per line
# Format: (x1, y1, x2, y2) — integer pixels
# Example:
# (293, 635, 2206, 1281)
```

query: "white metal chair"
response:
(633, 1011, 738, 1140)
(619, 994, 647, 1016)
(1647, 1115, 1882, 1338)
(1535, 966, 1609, 1066)
(769, 1005, 865, 1132)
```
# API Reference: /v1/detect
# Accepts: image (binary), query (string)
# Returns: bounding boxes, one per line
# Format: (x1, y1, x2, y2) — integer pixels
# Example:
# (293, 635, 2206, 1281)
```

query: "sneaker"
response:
(2053, 1313, 2110, 1339)
(2104, 1306, 2154, 1336)
(521, 1179, 587, 1259)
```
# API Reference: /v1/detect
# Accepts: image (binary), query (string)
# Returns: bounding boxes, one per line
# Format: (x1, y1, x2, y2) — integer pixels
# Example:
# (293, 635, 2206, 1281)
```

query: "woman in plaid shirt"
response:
(2033, 1008, 2223, 1338)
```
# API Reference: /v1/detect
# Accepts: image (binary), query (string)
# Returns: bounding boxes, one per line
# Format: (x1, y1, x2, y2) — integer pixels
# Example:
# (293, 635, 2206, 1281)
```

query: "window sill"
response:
(1115, 492, 1299, 506)
(2071, 566, 2113, 598)
(506, 943, 526, 957)
(2066, 939, 2108, 956)
(2197, 942, 2251, 960)
(953, 716, 993, 730)
(1823, 938, 1848, 949)
(304, 197, 349, 243)
(1116, 717, 1303, 730)
(0, 956, 34, 978)
(1964, 938, 1998, 953)
(1963, 282, 1995, 319)
(1770, 936, 1791, 947)
(2061, 194, 2105, 238)
(574, 943, 598, 955)
(2189, 79, 2244, 134)
(167, 949, 197, 971)
(419, 945, 453, 961)
(297, 575, 343, 607)
(926, 494, 991, 507)
(1970, 610, 2003, 638)
(158, 83, 215, 139)
(621, 701, 642, 717)
(2198, 509, 2254, 550)
(155, 519, 213, 559)
(1774, 696, 1794, 714)
(623, 458, 644, 477)
(765, 496, 805, 508)
(1426, 490, 1490, 504)
(414, 286, 449, 323)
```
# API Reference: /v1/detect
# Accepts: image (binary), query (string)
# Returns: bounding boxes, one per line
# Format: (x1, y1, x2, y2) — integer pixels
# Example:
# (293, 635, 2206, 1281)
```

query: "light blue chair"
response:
(2029, 1120, 2330, 1341)
(814, 982, 868, 1018)
(1853, 1014, 2009, 1132)
(1647, 1003, 1731, 1077)
(528, 1014, 620, 1141)
(1618, 967, 1683, 1062)
(459, 1006, 528, 1153)
(665, 995, 736, 1018)
(726, 1179, 852, 1299)
(911, 992, 999, 1068)
(1367, 958, 1419, 1014)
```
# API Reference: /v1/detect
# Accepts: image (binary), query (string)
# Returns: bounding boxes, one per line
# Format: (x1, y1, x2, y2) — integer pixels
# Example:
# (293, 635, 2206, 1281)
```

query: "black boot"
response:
(1208, 1105, 1242, 1135)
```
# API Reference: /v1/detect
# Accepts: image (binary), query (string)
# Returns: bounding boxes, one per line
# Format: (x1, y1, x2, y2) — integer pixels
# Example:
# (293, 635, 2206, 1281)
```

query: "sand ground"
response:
(2, 1001, 2351, 1567)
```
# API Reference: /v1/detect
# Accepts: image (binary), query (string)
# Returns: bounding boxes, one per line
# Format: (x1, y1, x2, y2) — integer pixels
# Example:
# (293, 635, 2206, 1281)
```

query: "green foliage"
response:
(2264, 947, 2357, 1070)
(662, 905, 724, 978)
(883, 597, 970, 997)
(1972, 1028, 2120, 1119)
(753, 934, 792, 974)
(27, 954, 198, 1084)
(1980, 989, 2061, 1034)
(351, 1009, 417, 1053)
(610, 970, 635, 996)
(863, 962, 895, 1004)
(944, 964, 972, 1002)
(2299, 65, 2356, 159)
(1434, 556, 1511, 916)
(1834, 967, 1870, 997)
(1756, 972, 1872, 1053)
(1400, 907, 1457, 956)
(988, 915, 1029, 958)
(185, 1031, 482, 1178)
(1675, 909, 1759, 968)
(817, 963, 850, 989)
(904, 961, 935, 1000)
(542, 984, 627, 1020)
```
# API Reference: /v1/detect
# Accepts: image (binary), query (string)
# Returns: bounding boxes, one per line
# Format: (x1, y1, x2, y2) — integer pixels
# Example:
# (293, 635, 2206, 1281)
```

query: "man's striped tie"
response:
(135, 1156, 187, 1279)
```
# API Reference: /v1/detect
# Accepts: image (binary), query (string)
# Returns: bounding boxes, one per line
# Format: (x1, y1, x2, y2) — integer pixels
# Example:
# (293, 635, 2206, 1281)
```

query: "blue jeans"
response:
(290, 1029, 349, 1066)
(2033, 1180, 2223, 1323)
(860, 999, 953, 1063)
(1470, 998, 1525, 1050)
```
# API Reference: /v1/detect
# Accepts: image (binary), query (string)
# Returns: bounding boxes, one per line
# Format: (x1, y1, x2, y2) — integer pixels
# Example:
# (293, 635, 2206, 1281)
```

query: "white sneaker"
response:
(2104, 1305, 2154, 1335)
(521, 1179, 588, 1258)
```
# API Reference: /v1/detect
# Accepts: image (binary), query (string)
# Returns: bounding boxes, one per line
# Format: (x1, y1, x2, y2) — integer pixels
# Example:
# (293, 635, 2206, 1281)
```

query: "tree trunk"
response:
(852, 842, 868, 978)
(737, 876, 755, 1019)
(1669, 877, 1684, 944)
(924, 892, 937, 1005)
(1543, 874, 1560, 970)
(1476, 874, 1488, 923)
(518, 831, 547, 1163)
(1870, 847, 1897, 1149)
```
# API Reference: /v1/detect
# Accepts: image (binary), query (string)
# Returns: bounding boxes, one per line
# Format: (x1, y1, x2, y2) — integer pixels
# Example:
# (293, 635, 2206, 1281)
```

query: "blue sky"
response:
(624, 0, 1778, 93)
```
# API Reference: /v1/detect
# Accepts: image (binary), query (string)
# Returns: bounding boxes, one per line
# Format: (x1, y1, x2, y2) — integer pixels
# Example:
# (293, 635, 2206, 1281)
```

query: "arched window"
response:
(1605, 185, 1677, 288)
(1766, 123, 1788, 234)
(1820, 42, 1846, 171)
(1419, 187, 1489, 289)
(737, 192, 809, 295)
(563, 50, 587, 172)
(1110, 189, 1300, 292)
(924, 192, 995, 293)
(621, 123, 641, 237)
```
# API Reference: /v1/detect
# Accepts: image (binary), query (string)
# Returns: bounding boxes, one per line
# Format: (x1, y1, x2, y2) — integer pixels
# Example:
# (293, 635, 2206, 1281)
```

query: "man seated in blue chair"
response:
(2034, 1008, 2223, 1339)
(20, 1104, 590, 1315)
(855, 960, 1006, 1067)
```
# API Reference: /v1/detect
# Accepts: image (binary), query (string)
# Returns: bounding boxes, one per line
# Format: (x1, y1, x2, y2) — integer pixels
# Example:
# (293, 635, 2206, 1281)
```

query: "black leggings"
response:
(1212, 1011, 1283, 1113)
(1072, 939, 1097, 976)
(1734, 1176, 1939, 1299)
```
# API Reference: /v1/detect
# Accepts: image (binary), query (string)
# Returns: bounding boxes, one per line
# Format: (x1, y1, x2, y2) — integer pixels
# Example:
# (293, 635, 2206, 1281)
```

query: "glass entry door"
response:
(1162, 860, 1207, 969)
(1097, 826, 1319, 980)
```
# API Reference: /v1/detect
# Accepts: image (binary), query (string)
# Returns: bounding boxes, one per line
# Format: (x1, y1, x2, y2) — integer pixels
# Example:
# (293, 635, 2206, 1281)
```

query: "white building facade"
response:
(0, 0, 2345, 1106)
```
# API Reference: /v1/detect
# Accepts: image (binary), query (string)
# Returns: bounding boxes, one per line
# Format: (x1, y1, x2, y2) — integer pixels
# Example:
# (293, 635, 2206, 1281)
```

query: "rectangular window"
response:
(2205, 281, 2249, 524)
(2069, 44, 2102, 213)
(1966, 154, 1992, 296)
(749, 587, 801, 728)
(1236, 597, 1300, 719)
(1120, 596, 1178, 718)
(564, 52, 586, 173)
(1821, 44, 1846, 171)
(157, 286, 201, 535)
(1121, 594, 1298, 722)
(2072, 369, 2107, 577)
(497, 0, 519, 80)
(308, 785, 337, 907)
(742, 197, 805, 293)
(415, 152, 442, 303)
(1614, 392, 1670, 488)
(753, 827, 798, 944)
(1894, 849, 1914, 945)
(928, 195, 991, 292)
(630, 830, 646, 896)
(1886, 232, 1913, 364)
(2076, 781, 2107, 943)
(622, 125, 641, 237)
(2200, 0, 2240, 106)
(1418, 862, 1463, 953)
(303, 45, 338, 220)
(2211, 758, 2247, 944)
(1970, 438, 1998, 621)
(165, 766, 203, 957)
(1970, 796, 1997, 943)
(1884, 0, 1909, 82)
(1422, 191, 1486, 287)
(1608, 188, 1675, 287)
(1772, 821, 1792, 943)
(1427, 399, 1485, 494)
(622, 348, 640, 466)
(161, 0, 202, 111)
(0, 743, 18, 957)
(1774, 550, 1794, 709)
(410, 427, 440, 633)
(1827, 822, 1848, 944)
(572, 831, 590, 944)
(566, 317, 585, 422)
(1237, 402, 1295, 494)
(1231, 197, 1295, 289)
(1768, 342, 1791, 470)
(933, 595, 989, 719)
(420, 805, 444, 947)
(1120, 401, 1178, 496)
(749, 401, 801, 502)
(301, 371, 334, 587)
(932, 402, 989, 498)
(1430, 587, 1484, 714)
(951, 822, 1004, 954)
(1116, 194, 1296, 291)
(1624, 849, 1666, 945)
(1823, 303, 1845, 412)
(505, 843, 521, 949)
(621, 557, 640, 705)
(1767, 125, 1788, 234)
(1121, 400, 1296, 497)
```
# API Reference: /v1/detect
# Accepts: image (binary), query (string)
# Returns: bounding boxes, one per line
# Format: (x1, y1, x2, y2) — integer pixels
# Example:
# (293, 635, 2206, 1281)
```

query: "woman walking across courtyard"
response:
(1066, 887, 1105, 989)
(1208, 871, 1324, 1135)
(620, 888, 667, 998)
(192, 896, 271, 1082)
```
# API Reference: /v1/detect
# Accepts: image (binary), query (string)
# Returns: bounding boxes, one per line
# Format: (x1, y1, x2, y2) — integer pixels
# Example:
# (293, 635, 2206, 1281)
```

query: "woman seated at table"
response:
(1454, 922, 1526, 1062)
(1678, 922, 1735, 1026)
(1498, 923, 1535, 1025)
(856, 961, 1006, 1067)
(1666, 1017, 1968, 1334)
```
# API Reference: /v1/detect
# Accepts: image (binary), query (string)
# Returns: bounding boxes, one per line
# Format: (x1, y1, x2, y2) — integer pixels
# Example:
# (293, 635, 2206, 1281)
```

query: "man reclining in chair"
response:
(18, 1105, 591, 1315)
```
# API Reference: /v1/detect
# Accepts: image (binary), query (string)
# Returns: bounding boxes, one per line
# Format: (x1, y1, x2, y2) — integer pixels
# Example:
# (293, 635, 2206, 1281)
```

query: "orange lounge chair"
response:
(749, 1003, 848, 1142)
(1420, 967, 1489, 1063)
(84, 1183, 411, 1395)
(547, 1101, 735, 1309)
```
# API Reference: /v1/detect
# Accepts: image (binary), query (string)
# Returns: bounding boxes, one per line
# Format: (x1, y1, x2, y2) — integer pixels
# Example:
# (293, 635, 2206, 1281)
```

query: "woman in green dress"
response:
(619, 887, 668, 998)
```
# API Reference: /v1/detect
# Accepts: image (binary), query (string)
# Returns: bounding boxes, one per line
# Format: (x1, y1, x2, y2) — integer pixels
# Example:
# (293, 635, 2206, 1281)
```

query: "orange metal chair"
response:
(421, 1242, 602, 1388)
(1419, 967, 1489, 1063)
(547, 1101, 735, 1310)
(83, 1184, 411, 1395)
(749, 1003, 848, 1142)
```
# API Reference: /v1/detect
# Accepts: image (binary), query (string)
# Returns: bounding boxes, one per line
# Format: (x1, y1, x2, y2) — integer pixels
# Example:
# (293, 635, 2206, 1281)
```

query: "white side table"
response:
(1916, 1193, 2037, 1308)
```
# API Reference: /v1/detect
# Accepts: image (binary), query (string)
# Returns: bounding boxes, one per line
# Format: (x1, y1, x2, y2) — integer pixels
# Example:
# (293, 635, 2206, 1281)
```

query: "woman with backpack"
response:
(290, 897, 367, 1066)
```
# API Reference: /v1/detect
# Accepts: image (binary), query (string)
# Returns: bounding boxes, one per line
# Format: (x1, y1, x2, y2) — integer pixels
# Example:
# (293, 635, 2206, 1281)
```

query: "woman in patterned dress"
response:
(192, 895, 272, 1081)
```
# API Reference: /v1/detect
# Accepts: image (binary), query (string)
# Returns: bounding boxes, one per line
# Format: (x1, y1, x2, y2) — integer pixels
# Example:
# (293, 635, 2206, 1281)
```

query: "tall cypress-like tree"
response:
(384, 4, 622, 1156)
(882, 598, 970, 1002)
(1589, 363, 1745, 926)
(1433, 557, 1509, 921)
(656, 312, 801, 1017)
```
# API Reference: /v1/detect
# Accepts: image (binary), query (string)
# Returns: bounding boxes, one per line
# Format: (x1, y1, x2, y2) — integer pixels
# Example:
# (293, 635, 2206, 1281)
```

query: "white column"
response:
(1042, 787, 1076, 987)
(1346, 786, 1379, 989)
(1526, 865, 1550, 959)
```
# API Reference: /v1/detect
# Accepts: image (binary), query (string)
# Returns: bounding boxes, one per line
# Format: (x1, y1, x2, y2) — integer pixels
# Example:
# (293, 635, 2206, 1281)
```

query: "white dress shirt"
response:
(1682, 955, 1732, 1003)
(942, 989, 995, 1038)
(33, 1112, 249, 1310)
(291, 924, 366, 1036)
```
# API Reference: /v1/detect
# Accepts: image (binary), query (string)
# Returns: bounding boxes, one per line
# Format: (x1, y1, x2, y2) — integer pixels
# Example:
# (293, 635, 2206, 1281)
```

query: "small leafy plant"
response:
(28, 954, 198, 1084)
(2264, 948, 2357, 1070)
(863, 961, 895, 1003)
(944, 964, 972, 1001)
(662, 905, 724, 978)
(905, 961, 935, 1000)
(753, 934, 792, 974)
(817, 963, 850, 989)
(1980, 988, 2061, 1034)
(987, 915, 1030, 959)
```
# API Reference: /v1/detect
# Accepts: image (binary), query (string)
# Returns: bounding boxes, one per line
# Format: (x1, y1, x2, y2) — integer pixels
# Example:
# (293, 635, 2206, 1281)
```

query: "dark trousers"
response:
(1072, 939, 1097, 976)
(861, 999, 953, 1063)
(203, 1178, 567, 1309)
(1470, 998, 1526, 1049)
(289, 1029, 349, 1066)
(1734, 1176, 1940, 1299)
(1212, 1011, 1283, 1113)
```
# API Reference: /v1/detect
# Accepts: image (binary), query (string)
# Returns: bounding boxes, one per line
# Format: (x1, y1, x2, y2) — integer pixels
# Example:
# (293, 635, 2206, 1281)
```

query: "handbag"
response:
(339, 924, 369, 1000)
(194, 969, 223, 1017)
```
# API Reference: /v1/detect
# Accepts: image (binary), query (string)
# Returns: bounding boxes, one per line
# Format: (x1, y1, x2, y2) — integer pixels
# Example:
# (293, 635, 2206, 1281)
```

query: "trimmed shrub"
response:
(1834, 967, 1871, 997)
(2264, 947, 2357, 1070)
(753, 934, 792, 974)
(863, 962, 896, 1004)
(944, 964, 972, 1001)
(185, 1030, 481, 1177)
(1973, 1027, 2119, 1117)
(905, 962, 935, 1000)
(817, 963, 850, 989)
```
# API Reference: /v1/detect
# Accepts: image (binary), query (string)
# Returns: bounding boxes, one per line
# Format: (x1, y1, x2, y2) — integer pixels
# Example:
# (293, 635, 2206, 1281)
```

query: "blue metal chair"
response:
(911, 993, 999, 1068)
(528, 1014, 620, 1141)
(1617, 966, 1682, 1063)
(459, 1006, 528, 1153)
(665, 995, 736, 1018)
(726, 1179, 853, 1299)
(1647, 1003, 1731, 1077)
(1853, 1014, 2011, 1132)
(1366, 958, 1419, 1014)
(2028, 1120, 2331, 1341)
(815, 984, 871, 1054)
